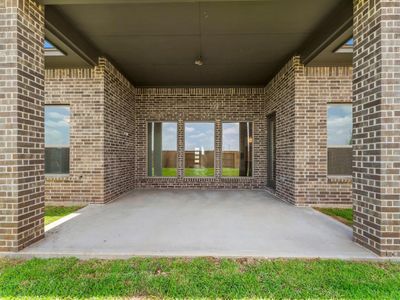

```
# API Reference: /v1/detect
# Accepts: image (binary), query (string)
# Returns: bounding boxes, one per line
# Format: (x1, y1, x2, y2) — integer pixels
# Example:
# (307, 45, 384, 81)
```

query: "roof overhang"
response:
(42, 0, 353, 86)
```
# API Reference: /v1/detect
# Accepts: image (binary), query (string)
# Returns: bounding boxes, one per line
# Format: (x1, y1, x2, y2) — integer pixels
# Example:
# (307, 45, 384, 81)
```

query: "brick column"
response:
(353, 0, 400, 257)
(0, 0, 45, 251)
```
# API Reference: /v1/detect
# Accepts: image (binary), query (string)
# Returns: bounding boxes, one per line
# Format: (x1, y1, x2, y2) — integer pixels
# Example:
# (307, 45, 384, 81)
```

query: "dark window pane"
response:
(222, 122, 253, 177)
(147, 122, 177, 177)
(45, 105, 70, 174)
(267, 114, 276, 188)
(45, 148, 70, 174)
(327, 104, 352, 176)
(328, 148, 352, 176)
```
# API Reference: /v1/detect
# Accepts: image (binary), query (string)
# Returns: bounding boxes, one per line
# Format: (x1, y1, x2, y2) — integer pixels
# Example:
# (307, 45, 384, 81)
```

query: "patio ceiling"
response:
(42, 0, 352, 86)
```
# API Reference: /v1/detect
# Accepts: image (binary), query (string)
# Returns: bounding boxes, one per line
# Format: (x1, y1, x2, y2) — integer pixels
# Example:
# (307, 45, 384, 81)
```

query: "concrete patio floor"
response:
(16, 190, 376, 259)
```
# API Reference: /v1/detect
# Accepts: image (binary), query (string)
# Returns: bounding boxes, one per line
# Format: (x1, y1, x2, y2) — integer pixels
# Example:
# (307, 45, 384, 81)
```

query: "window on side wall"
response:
(327, 104, 352, 176)
(222, 122, 253, 177)
(45, 105, 70, 175)
(147, 122, 178, 177)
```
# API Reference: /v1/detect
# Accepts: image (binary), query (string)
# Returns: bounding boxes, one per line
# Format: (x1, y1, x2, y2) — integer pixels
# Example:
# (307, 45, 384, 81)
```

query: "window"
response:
(44, 39, 65, 57)
(267, 114, 276, 188)
(335, 37, 353, 53)
(147, 122, 177, 177)
(184, 122, 215, 177)
(327, 104, 352, 176)
(45, 106, 70, 174)
(222, 122, 253, 177)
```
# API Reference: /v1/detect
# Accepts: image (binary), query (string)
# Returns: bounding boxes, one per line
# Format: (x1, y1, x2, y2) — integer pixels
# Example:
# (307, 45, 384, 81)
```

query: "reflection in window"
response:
(45, 106, 70, 174)
(335, 37, 353, 53)
(327, 104, 352, 176)
(184, 122, 214, 177)
(44, 39, 65, 57)
(147, 122, 177, 177)
(222, 122, 253, 177)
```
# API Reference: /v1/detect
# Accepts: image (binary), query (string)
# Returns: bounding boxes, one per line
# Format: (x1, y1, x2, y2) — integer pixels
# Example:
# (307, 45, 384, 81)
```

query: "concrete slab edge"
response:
(1, 251, 396, 262)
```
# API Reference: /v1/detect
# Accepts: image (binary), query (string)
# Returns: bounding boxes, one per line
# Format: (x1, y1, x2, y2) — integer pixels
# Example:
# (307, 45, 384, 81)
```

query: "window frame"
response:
(183, 121, 217, 178)
(221, 121, 254, 178)
(146, 121, 179, 178)
(44, 104, 71, 176)
(327, 103, 353, 177)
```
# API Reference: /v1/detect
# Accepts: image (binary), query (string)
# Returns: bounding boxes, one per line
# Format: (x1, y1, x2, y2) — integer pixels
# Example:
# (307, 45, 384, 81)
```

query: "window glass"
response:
(44, 39, 65, 57)
(327, 104, 352, 146)
(328, 148, 352, 176)
(327, 104, 352, 175)
(222, 122, 253, 177)
(184, 122, 215, 177)
(335, 37, 353, 53)
(45, 106, 70, 174)
(147, 122, 177, 177)
(44, 40, 55, 49)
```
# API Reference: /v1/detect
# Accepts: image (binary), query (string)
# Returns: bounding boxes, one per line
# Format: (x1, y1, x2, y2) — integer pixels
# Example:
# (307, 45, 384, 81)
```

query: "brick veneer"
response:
(45, 67, 105, 204)
(44, 58, 353, 205)
(264, 58, 298, 203)
(265, 57, 353, 206)
(45, 58, 135, 204)
(135, 88, 267, 189)
(102, 59, 135, 202)
(353, 0, 400, 257)
(0, 0, 45, 251)
(295, 65, 353, 206)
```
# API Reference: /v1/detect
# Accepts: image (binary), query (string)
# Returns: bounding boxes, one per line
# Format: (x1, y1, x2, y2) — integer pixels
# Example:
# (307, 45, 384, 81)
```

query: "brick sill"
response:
(45, 174, 71, 181)
(328, 176, 352, 183)
(144, 176, 254, 180)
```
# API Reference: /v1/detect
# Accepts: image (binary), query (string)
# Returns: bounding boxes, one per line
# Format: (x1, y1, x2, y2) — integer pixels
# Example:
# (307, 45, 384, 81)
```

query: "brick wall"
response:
(353, 0, 400, 257)
(295, 65, 353, 206)
(45, 58, 135, 204)
(44, 58, 353, 206)
(264, 58, 298, 203)
(135, 88, 266, 189)
(45, 67, 105, 204)
(102, 59, 136, 202)
(264, 57, 353, 206)
(0, 0, 45, 251)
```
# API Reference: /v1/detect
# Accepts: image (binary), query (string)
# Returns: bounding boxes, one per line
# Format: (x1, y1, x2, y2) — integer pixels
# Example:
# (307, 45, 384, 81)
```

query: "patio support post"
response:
(0, 0, 45, 252)
(353, 0, 400, 257)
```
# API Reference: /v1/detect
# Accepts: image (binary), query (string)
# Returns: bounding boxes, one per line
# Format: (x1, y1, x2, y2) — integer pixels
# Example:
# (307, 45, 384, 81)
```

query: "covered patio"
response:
(19, 191, 374, 259)
(0, 0, 398, 259)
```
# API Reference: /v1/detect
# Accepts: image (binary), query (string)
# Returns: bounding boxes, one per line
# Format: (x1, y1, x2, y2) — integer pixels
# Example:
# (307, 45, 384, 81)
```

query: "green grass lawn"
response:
(222, 167, 240, 177)
(0, 257, 399, 299)
(185, 167, 215, 177)
(155, 168, 241, 177)
(316, 208, 353, 226)
(45, 206, 84, 226)
(156, 167, 216, 177)
(160, 168, 177, 177)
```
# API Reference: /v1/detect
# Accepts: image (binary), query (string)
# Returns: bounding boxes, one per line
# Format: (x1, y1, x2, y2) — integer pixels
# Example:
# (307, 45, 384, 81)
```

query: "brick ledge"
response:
(328, 176, 352, 184)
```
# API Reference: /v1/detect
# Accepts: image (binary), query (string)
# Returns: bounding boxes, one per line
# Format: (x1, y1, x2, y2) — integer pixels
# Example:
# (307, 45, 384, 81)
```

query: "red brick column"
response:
(0, 0, 45, 251)
(353, 0, 400, 257)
